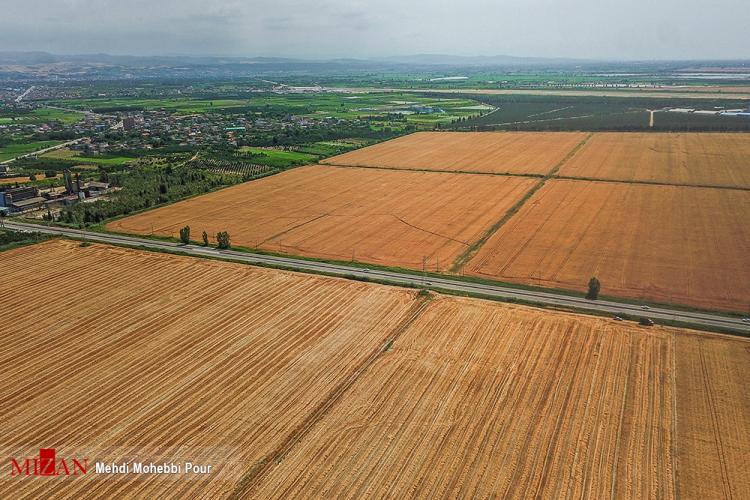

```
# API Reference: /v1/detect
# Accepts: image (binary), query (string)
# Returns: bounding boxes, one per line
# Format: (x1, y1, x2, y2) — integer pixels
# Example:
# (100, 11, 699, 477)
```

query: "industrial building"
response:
(0, 186, 45, 213)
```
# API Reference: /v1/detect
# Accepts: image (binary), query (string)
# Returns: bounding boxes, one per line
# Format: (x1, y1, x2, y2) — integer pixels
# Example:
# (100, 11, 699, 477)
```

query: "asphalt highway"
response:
(5, 220, 749, 335)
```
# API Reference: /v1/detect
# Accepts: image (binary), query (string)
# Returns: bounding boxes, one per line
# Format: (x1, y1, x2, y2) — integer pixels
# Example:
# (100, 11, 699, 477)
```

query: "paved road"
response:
(5, 220, 749, 335)
(15, 85, 35, 103)
(0, 138, 84, 165)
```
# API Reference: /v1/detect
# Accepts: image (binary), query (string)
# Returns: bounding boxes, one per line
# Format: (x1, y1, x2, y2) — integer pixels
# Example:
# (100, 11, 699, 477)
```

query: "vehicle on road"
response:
(613, 316, 624, 321)
(640, 305, 650, 310)
(639, 317, 655, 326)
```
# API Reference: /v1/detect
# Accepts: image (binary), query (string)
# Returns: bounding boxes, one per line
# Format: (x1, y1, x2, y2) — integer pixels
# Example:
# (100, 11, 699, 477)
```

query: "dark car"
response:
(639, 317, 655, 326)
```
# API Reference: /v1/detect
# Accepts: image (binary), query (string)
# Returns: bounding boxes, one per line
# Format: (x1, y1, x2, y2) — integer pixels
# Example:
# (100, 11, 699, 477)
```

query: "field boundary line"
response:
(553, 175, 750, 192)
(228, 294, 433, 499)
(449, 133, 593, 272)
(609, 334, 634, 499)
(544, 132, 593, 177)
(320, 162, 546, 179)
(671, 334, 680, 500)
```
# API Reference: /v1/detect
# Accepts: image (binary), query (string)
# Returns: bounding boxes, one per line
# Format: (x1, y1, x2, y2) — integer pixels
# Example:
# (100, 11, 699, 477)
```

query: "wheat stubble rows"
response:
(107, 164, 536, 270)
(0, 240, 419, 498)
(1, 241, 748, 498)
(252, 297, 749, 499)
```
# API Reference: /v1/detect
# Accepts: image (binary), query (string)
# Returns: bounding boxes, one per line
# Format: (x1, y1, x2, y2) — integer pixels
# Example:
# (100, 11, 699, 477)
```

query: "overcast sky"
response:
(1, 0, 748, 60)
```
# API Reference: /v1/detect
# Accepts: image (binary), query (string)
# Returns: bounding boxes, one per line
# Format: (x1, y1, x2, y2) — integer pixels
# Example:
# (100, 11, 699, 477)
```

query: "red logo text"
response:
(10, 449, 88, 477)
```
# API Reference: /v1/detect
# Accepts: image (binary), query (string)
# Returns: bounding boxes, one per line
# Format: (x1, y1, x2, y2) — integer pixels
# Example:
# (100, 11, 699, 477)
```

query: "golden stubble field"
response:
(107, 165, 537, 270)
(466, 179, 750, 312)
(322, 131, 588, 174)
(0, 240, 422, 499)
(558, 132, 750, 188)
(2, 240, 747, 498)
(251, 296, 750, 500)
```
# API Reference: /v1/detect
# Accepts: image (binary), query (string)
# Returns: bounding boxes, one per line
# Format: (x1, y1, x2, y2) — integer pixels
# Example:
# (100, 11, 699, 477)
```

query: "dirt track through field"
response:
(451, 133, 592, 271)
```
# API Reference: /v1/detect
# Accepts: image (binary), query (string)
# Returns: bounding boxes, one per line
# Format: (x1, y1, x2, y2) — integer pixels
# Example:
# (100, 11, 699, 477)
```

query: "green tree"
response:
(216, 231, 231, 249)
(202, 230, 209, 246)
(179, 225, 191, 245)
(586, 277, 601, 300)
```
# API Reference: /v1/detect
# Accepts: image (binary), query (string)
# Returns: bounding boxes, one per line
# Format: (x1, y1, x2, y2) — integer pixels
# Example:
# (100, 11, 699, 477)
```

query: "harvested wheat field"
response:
(558, 132, 750, 188)
(2, 241, 749, 498)
(107, 165, 536, 270)
(0, 239, 422, 499)
(250, 296, 750, 499)
(466, 179, 750, 312)
(321, 131, 588, 174)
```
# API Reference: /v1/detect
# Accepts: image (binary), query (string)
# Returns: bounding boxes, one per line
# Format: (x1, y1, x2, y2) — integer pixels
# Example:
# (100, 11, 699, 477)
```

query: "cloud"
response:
(0, 0, 748, 59)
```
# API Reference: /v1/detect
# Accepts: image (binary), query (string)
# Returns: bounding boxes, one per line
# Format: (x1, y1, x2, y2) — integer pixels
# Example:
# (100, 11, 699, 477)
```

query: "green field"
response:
(0, 108, 84, 125)
(293, 140, 364, 156)
(41, 148, 135, 166)
(48, 97, 251, 114)
(46, 92, 489, 127)
(251, 92, 486, 125)
(0, 141, 64, 162)
(239, 147, 318, 164)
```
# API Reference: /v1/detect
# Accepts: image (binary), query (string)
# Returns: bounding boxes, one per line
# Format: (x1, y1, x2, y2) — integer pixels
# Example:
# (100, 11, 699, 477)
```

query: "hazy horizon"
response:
(4, 51, 750, 64)
(1, 0, 749, 61)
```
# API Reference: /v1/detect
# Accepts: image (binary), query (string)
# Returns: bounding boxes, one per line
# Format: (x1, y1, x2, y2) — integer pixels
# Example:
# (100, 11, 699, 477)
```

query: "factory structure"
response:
(0, 169, 111, 215)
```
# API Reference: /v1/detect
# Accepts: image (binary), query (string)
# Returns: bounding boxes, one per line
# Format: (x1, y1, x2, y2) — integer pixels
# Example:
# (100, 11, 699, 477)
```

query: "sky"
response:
(1, 0, 748, 60)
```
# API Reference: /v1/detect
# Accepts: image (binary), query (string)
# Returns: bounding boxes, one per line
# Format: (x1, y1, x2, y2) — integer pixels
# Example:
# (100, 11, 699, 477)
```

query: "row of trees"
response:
(179, 226, 231, 249)
(58, 165, 239, 225)
(238, 122, 411, 148)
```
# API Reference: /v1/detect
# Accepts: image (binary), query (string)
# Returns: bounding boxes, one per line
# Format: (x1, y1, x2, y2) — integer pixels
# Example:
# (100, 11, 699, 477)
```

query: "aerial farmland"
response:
(103, 130, 750, 313)
(107, 165, 537, 270)
(253, 296, 750, 499)
(0, 240, 422, 498)
(465, 179, 750, 312)
(558, 132, 750, 188)
(1, 241, 747, 498)
(4, 11, 750, 500)
(321, 131, 589, 174)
